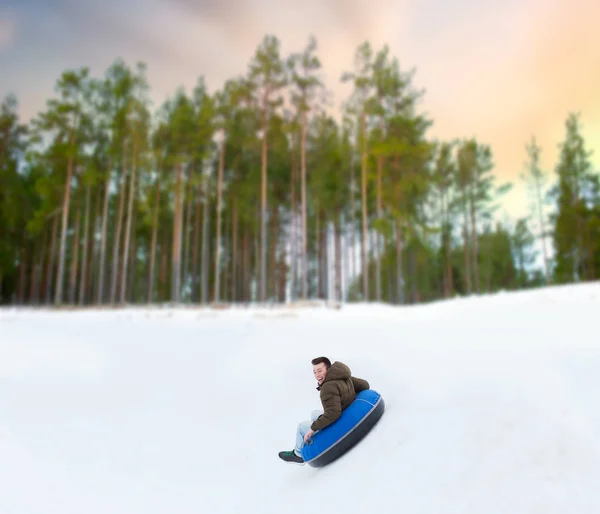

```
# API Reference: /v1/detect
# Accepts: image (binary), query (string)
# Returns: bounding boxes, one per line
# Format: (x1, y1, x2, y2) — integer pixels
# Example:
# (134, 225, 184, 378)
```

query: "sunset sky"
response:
(2, 0, 599, 224)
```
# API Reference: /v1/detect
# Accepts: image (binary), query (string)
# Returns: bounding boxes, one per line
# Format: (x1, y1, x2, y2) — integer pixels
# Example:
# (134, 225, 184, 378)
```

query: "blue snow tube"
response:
(301, 389, 385, 467)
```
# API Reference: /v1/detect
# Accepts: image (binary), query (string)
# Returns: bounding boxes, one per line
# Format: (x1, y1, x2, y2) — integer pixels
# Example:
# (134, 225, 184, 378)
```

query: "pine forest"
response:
(1, 35, 599, 307)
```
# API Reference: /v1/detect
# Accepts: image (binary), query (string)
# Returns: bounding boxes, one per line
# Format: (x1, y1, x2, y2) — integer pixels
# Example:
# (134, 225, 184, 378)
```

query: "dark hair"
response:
(311, 356, 331, 368)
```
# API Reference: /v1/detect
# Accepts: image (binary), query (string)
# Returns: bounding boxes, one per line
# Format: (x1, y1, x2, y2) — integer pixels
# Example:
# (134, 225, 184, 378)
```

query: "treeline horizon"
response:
(1, 35, 599, 307)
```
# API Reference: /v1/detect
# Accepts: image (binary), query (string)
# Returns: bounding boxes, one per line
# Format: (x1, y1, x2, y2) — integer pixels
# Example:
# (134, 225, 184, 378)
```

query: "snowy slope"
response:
(1, 283, 600, 514)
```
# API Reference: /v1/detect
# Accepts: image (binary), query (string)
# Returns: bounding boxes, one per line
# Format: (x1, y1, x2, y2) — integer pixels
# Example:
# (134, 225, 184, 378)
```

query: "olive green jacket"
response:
(310, 361, 370, 431)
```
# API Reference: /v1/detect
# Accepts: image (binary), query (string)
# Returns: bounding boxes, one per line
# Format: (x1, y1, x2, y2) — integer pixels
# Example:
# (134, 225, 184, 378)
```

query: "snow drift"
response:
(1, 282, 599, 513)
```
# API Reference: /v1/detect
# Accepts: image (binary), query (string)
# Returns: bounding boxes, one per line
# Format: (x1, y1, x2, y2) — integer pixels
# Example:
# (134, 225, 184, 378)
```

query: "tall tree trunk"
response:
(31, 227, 47, 304)
(88, 185, 101, 303)
(334, 210, 342, 303)
(462, 190, 471, 294)
(172, 162, 184, 302)
(585, 218, 595, 280)
(301, 109, 308, 300)
(120, 141, 137, 303)
(469, 190, 479, 293)
(110, 156, 128, 304)
(534, 171, 551, 283)
(445, 226, 453, 298)
(78, 181, 91, 305)
(319, 212, 328, 300)
(90, 185, 102, 303)
(97, 165, 111, 304)
(68, 200, 81, 304)
(159, 230, 168, 301)
(242, 227, 248, 302)
(342, 212, 349, 302)
(375, 136, 383, 302)
(221, 205, 229, 302)
(201, 179, 210, 304)
(360, 110, 369, 300)
(214, 139, 225, 302)
(314, 204, 320, 298)
(269, 202, 279, 301)
(147, 178, 161, 303)
(54, 136, 76, 305)
(409, 250, 417, 303)
(17, 246, 27, 304)
(289, 136, 297, 300)
(442, 188, 454, 297)
(395, 217, 405, 304)
(45, 211, 59, 304)
(127, 207, 137, 302)
(191, 183, 201, 302)
(231, 198, 238, 302)
(182, 172, 193, 301)
(350, 153, 356, 297)
(260, 91, 269, 303)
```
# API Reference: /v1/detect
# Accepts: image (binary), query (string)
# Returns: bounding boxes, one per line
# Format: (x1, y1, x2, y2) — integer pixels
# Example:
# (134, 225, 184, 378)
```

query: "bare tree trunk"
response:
(334, 210, 342, 303)
(68, 200, 81, 304)
(201, 179, 210, 304)
(17, 246, 27, 304)
(350, 154, 356, 297)
(462, 190, 471, 294)
(319, 213, 328, 300)
(222, 205, 230, 301)
(395, 217, 405, 304)
(315, 204, 320, 298)
(147, 178, 161, 303)
(260, 91, 269, 303)
(254, 208, 260, 301)
(470, 190, 479, 293)
(342, 212, 349, 301)
(78, 181, 91, 304)
(268, 202, 279, 301)
(445, 226, 453, 298)
(159, 230, 168, 301)
(290, 142, 297, 300)
(45, 211, 59, 304)
(300, 110, 308, 300)
(231, 198, 238, 302)
(120, 141, 137, 303)
(88, 185, 102, 303)
(360, 110, 368, 300)
(31, 227, 46, 304)
(214, 139, 225, 302)
(586, 219, 595, 280)
(54, 134, 76, 305)
(182, 172, 193, 301)
(242, 228, 248, 302)
(110, 155, 128, 304)
(97, 166, 111, 304)
(191, 183, 201, 302)
(127, 207, 137, 302)
(534, 172, 550, 283)
(172, 162, 184, 303)
(375, 146, 383, 302)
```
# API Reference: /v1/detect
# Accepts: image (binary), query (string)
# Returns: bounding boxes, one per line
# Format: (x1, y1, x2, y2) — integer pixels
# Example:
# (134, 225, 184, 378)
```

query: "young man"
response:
(278, 356, 370, 465)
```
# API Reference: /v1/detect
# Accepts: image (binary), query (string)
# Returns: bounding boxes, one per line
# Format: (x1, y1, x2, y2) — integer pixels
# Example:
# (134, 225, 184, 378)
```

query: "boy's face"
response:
(313, 363, 328, 385)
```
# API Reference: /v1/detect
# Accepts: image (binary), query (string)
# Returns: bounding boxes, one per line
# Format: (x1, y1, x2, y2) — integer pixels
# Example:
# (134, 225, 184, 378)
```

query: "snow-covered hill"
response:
(1, 283, 600, 513)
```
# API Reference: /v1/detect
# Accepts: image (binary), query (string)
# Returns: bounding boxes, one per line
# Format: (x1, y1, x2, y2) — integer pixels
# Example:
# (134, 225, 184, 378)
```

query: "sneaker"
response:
(278, 450, 305, 465)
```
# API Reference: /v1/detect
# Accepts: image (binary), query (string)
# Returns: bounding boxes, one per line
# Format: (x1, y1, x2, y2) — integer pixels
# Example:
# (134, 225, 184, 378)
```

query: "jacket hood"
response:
(317, 361, 351, 389)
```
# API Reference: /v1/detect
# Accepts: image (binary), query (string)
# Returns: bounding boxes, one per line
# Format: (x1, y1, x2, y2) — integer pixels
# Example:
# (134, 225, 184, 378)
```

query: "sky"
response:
(1, 0, 600, 224)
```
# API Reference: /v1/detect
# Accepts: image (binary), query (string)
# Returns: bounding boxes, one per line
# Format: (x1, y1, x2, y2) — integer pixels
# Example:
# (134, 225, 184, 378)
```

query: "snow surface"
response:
(1, 282, 600, 514)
